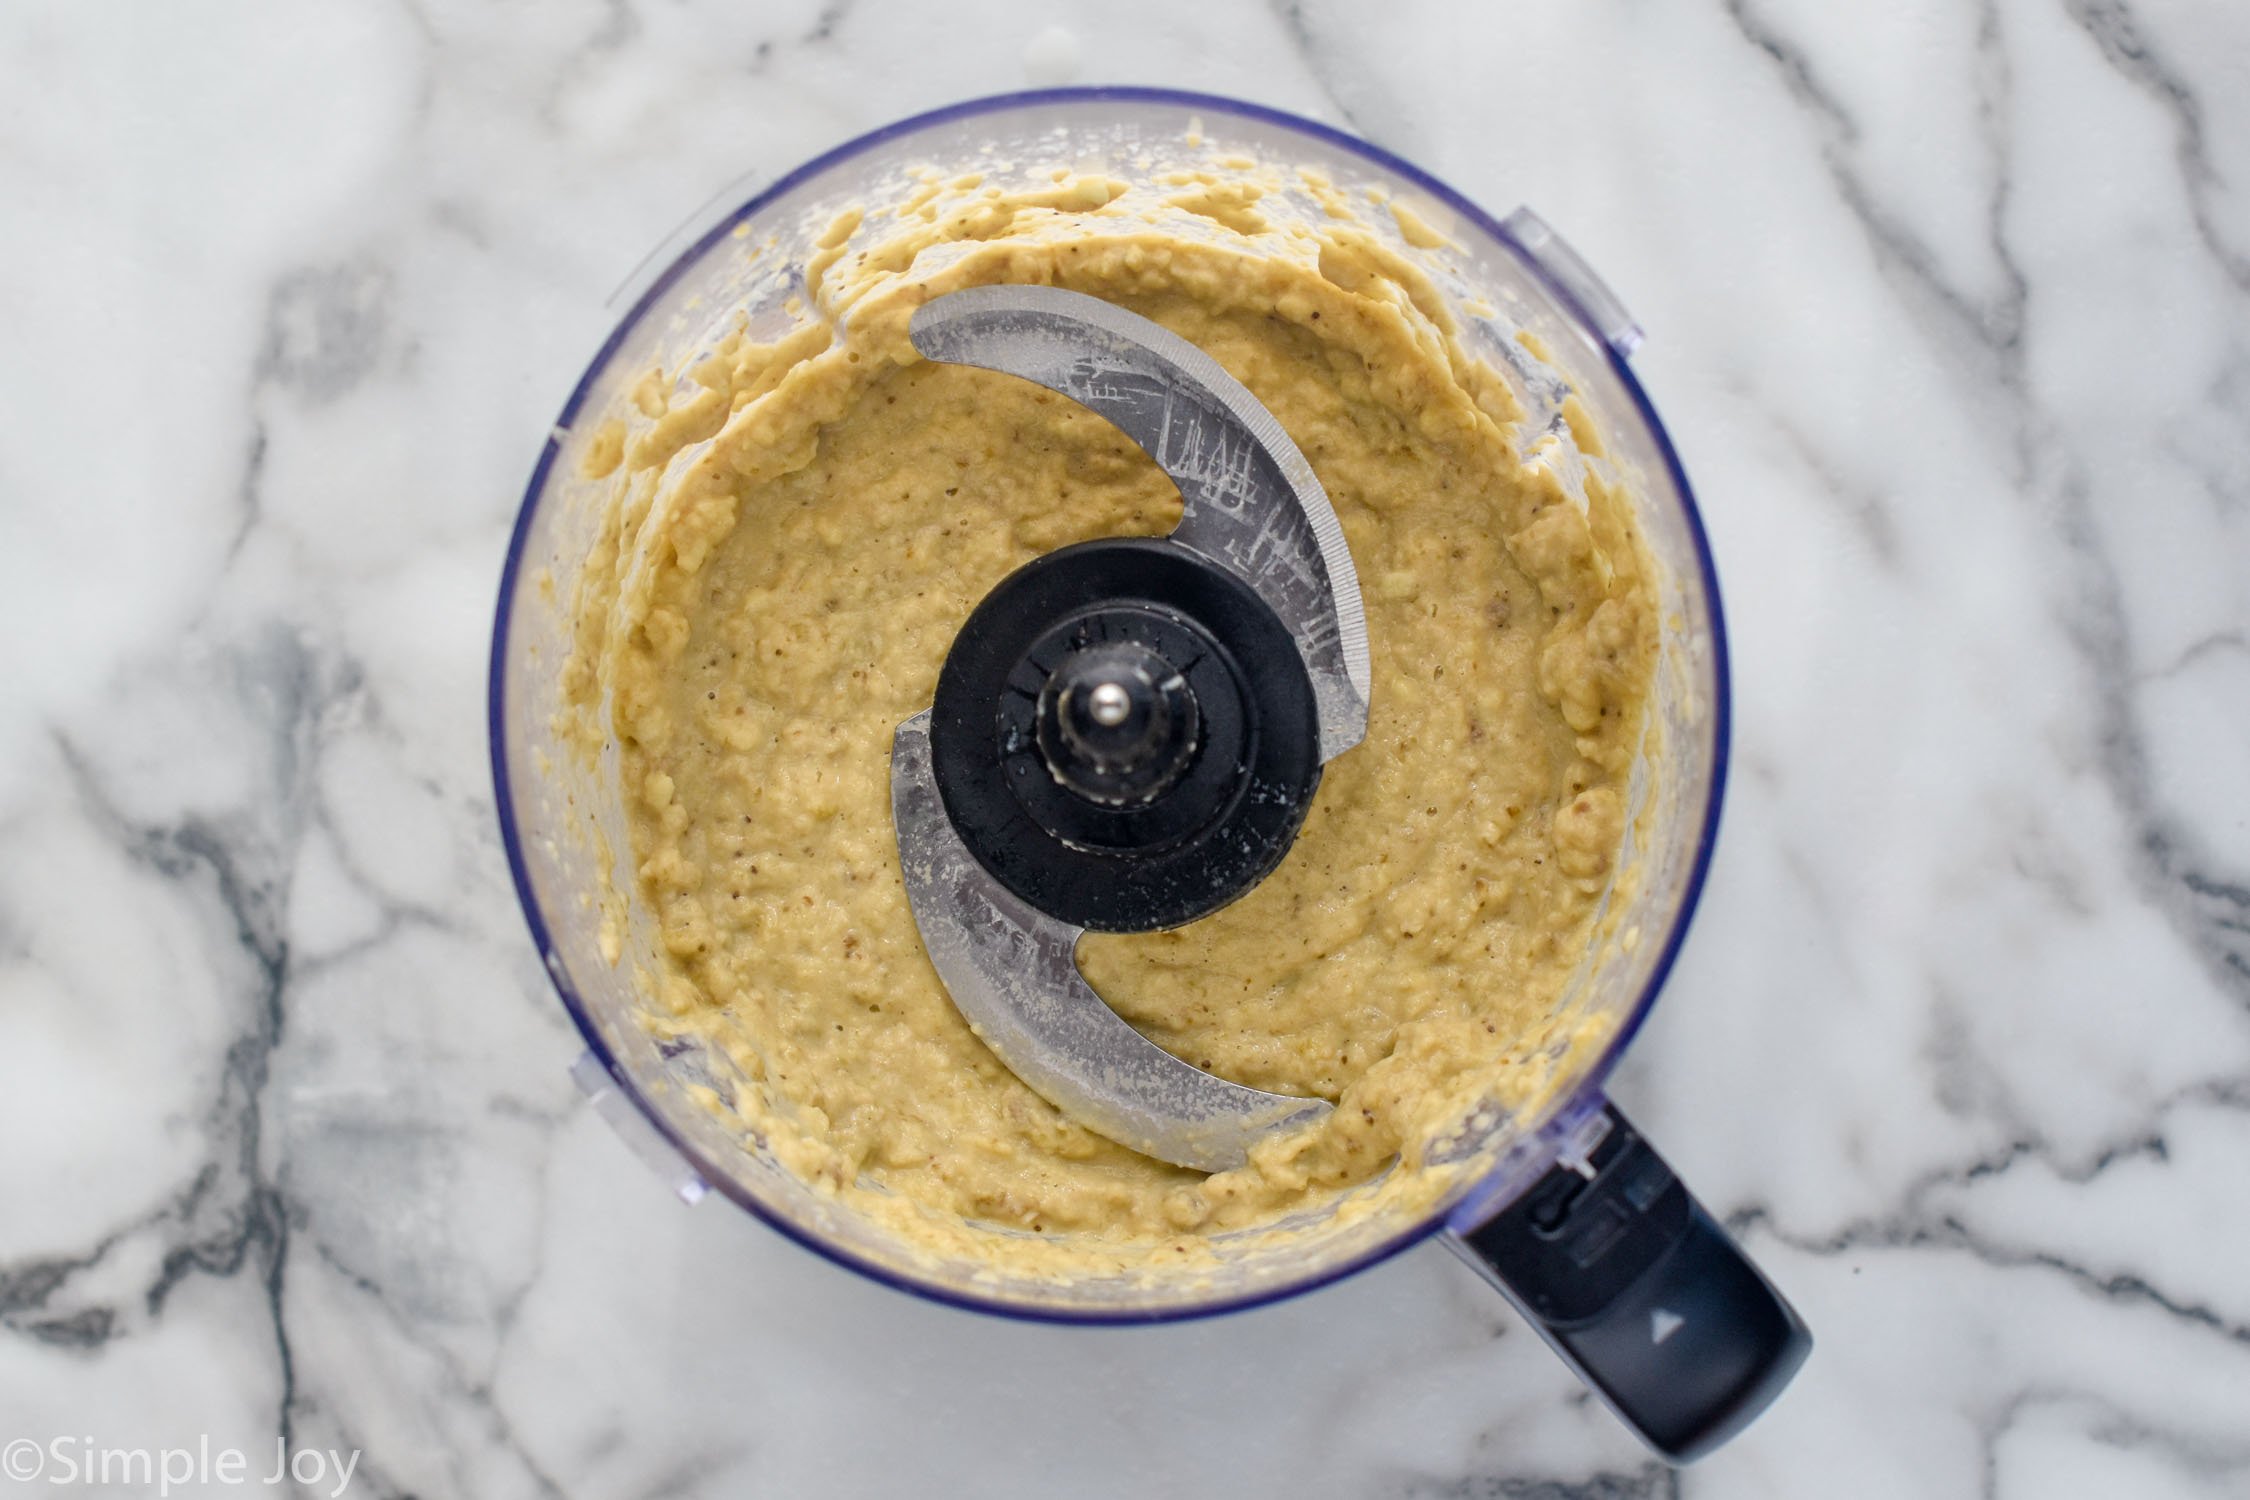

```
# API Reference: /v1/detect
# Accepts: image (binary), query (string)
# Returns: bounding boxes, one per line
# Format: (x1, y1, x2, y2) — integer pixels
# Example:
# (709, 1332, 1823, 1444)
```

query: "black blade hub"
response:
(929, 537, 1322, 933)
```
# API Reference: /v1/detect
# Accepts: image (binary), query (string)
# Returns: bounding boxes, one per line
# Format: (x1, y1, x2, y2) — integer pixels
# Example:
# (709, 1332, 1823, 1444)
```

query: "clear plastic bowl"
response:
(489, 88, 1729, 1323)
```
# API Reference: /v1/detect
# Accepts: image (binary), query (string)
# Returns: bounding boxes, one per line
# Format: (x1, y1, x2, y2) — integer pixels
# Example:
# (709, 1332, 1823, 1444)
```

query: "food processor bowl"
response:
(492, 88, 1804, 1461)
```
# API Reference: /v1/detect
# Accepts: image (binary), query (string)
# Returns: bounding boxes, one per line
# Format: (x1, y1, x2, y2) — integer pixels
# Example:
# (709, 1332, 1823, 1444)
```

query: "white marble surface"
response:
(3, 1, 2247, 1495)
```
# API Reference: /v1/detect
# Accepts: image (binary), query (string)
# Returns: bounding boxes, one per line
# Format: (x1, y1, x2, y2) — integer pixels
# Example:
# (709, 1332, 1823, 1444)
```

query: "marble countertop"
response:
(4, 1, 2248, 1495)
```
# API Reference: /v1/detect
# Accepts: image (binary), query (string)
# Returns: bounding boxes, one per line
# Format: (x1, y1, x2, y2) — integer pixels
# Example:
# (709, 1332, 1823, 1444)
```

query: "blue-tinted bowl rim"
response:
(487, 85, 1732, 1326)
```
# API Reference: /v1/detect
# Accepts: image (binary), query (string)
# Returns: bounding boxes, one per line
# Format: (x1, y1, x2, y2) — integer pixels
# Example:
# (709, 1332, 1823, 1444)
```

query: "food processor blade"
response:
(891, 710, 1330, 1172)
(909, 284, 1370, 758)
(889, 286, 1371, 1172)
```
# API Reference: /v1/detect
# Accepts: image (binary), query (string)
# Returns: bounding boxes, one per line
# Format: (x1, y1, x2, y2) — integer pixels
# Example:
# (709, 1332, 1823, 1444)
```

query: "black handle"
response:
(1445, 1102, 1810, 1463)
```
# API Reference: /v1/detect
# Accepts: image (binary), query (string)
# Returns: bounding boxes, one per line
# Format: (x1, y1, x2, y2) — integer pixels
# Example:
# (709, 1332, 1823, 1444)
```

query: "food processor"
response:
(491, 88, 1810, 1462)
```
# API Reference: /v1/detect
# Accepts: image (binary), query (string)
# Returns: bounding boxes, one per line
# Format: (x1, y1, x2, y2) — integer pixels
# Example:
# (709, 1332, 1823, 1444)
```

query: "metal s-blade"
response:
(891, 711, 1331, 1173)
(910, 283, 1370, 761)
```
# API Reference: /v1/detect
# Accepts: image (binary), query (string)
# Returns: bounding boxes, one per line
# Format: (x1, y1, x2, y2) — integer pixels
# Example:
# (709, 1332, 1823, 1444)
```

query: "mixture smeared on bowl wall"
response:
(562, 156, 1660, 1273)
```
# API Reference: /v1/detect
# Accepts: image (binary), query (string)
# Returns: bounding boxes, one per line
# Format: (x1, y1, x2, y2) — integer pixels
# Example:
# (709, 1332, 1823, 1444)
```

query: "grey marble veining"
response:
(1, 2, 2246, 1496)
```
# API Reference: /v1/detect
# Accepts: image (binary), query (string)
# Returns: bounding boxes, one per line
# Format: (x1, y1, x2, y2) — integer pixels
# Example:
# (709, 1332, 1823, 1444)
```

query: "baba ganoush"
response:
(562, 157, 1660, 1274)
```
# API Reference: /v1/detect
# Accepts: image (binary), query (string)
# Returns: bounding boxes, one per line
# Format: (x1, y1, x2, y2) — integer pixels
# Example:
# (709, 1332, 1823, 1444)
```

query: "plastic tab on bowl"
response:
(1503, 208, 1645, 357)
(571, 1050, 710, 1204)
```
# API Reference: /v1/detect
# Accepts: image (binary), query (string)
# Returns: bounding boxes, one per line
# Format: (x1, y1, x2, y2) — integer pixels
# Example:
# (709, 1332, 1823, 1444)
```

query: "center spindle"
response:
(1037, 641, 1201, 807)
